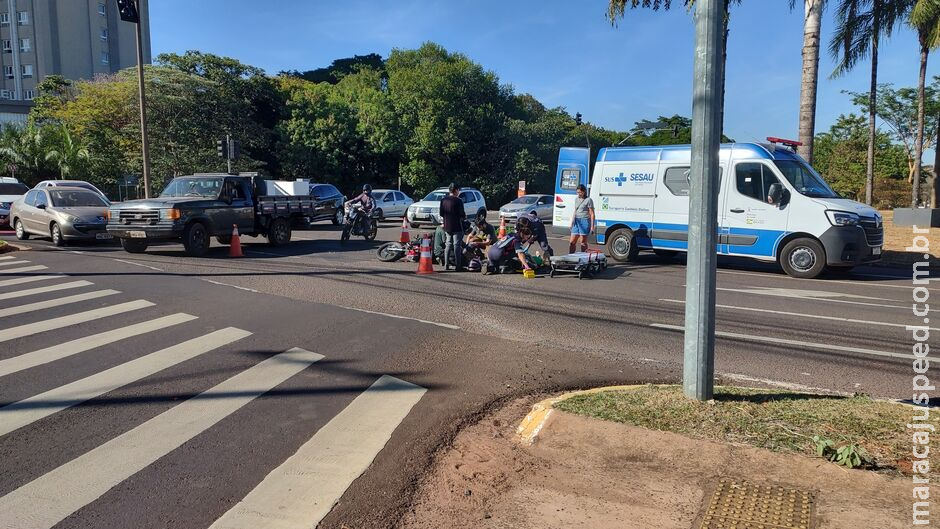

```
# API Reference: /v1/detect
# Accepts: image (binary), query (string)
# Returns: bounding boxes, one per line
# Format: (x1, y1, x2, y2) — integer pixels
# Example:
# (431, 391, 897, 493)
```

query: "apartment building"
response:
(0, 0, 150, 104)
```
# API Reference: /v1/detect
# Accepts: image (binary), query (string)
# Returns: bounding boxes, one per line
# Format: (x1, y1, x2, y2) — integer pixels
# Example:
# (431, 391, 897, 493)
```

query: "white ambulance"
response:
(552, 139, 883, 279)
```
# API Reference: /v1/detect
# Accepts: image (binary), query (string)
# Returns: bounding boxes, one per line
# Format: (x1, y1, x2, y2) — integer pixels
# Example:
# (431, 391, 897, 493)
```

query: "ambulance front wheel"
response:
(606, 228, 639, 263)
(779, 237, 826, 279)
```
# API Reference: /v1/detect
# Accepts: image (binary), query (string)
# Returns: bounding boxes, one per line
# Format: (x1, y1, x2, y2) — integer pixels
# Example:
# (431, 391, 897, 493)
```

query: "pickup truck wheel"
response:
(268, 217, 291, 246)
(779, 237, 826, 279)
(14, 219, 28, 240)
(216, 235, 232, 245)
(332, 209, 343, 226)
(183, 222, 210, 257)
(606, 228, 639, 263)
(120, 238, 148, 253)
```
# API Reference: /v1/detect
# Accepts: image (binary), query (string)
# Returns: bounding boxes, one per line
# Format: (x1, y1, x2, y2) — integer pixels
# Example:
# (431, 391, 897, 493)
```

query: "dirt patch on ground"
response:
(400, 402, 913, 529)
(882, 210, 940, 265)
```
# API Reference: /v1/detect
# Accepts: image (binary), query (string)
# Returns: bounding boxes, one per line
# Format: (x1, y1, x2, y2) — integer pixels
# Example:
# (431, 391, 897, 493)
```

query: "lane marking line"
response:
(0, 260, 29, 268)
(650, 323, 912, 360)
(339, 306, 460, 330)
(0, 347, 321, 529)
(0, 313, 198, 378)
(659, 298, 940, 331)
(203, 279, 259, 293)
(0, 300, 154, 343)
(715, 286, 935, 312)
(0, 290, 120, 318)
(0, 327, 252, 438)
(717, 268, 938, 291)
(209, 375, 425, 529)
(112, 258, 164, 272)
(0, 281, 93, 301)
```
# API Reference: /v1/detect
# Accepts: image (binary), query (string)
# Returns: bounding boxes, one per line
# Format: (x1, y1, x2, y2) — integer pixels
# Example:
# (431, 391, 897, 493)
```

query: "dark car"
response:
(309, 183, 345, 225)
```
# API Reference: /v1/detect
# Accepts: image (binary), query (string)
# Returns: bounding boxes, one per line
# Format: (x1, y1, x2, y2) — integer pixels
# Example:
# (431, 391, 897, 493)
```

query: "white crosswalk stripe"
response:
(0, 261, 428, 529)
(210, 375, 426, 529)
(0, 347, 323, 529)
(0, 289, 119, 318)
(0, 265, 47, 274)
(0, 274, 63, 288)
(0, 327, 252, 437)
(0, 280, 93, 301)
(0, 313, 198, 378)
(0, 255, 15, 260)
(0, 260, 29, 267)
(0, 299, 154, 343)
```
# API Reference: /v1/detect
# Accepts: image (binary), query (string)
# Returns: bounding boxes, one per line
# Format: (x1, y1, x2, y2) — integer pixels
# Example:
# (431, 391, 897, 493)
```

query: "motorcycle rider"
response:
(344, 184, 376, 234)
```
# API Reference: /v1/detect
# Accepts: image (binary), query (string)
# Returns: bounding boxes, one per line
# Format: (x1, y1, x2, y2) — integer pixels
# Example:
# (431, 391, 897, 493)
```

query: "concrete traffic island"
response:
(400, 385, 927, 529)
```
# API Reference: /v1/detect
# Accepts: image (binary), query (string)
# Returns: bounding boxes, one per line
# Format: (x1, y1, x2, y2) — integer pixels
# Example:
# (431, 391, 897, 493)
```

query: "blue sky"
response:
(151, 0, 930, 146)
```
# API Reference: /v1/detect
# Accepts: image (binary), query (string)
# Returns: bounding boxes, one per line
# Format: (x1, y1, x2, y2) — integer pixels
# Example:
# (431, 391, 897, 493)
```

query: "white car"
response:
(34, 180, 110, 205)
(406, 187, 487, 228)
(0, 178, 29, 228)
(371, 189, 413, 220)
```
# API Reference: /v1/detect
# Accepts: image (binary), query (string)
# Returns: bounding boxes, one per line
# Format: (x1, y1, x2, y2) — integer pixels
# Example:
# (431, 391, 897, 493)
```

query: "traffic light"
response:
(228, 140, 241, 160)
(673, 124, 681, 138)
(575, 112, 582, 126)
(217, 139, 227, 158)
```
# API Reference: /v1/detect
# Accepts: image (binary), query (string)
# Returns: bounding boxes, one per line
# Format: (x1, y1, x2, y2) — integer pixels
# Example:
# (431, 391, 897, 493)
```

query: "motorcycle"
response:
(376, 237, 421, 262)
(340, 204, 378, 243)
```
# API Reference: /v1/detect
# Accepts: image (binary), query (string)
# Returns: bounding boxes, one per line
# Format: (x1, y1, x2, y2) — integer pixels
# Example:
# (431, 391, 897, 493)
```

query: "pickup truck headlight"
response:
(160, 208, 181, 220)
(825, 210, 860, 226)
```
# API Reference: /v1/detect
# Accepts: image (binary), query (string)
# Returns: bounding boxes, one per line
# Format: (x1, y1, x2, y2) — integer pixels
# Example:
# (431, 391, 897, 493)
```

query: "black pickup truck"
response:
(107, 174, 315, 256)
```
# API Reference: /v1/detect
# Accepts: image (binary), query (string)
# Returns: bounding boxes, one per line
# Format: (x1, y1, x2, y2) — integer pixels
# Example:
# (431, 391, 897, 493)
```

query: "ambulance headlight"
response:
(825, 210, 859, 226)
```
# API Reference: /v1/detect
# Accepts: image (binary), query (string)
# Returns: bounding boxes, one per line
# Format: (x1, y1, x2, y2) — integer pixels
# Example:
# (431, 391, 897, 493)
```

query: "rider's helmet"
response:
(362, 184, 373, 196)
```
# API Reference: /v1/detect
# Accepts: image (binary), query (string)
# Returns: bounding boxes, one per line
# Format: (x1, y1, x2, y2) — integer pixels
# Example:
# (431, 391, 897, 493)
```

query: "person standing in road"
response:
(439, 183, 466, 271)
(569, 184, 594, 253)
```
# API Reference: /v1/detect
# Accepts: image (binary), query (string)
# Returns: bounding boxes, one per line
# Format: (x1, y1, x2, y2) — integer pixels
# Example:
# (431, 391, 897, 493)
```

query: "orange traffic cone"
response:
(400, 217, 410, 243)
(497, 217, 506, 238)
(229, 224, 243, 258)
(416, 235, 435, 274)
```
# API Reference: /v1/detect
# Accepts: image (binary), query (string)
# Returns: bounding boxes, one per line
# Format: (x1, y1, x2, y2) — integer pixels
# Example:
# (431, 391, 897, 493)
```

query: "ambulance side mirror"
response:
(767, 183, 788, 207)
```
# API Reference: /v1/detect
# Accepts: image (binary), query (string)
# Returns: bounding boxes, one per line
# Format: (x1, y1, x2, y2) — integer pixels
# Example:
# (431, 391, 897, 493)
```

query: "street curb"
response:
(0, 241, 26, 254)
(515, 384, 648, 445)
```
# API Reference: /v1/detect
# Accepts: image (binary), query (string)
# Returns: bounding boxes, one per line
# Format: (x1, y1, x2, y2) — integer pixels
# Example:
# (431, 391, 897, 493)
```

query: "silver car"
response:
(11, 187, 112, 246)
(370, 189, 414, 220)
(498, 194, 554, 222)
(0, 180, 29, 228)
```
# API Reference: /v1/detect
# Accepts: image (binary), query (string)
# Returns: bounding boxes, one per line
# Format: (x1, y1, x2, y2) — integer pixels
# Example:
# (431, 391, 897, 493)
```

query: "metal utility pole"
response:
(117, 0, 150, 198)
(683, 0, 725, 401)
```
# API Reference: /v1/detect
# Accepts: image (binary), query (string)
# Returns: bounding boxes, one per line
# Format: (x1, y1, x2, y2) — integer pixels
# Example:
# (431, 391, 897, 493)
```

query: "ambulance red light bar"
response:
(766, 137, 802, 148)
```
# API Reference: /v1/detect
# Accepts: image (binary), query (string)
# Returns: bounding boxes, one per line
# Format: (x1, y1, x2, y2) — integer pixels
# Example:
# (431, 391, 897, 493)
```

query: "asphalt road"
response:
(0, 218, 931, 528)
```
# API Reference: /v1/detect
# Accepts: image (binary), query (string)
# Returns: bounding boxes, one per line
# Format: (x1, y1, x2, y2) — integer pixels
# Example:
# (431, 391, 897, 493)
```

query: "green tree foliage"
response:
(813, 114, 910, 207)
(846, 81, 940, 180)
(283, 54, 385, 84)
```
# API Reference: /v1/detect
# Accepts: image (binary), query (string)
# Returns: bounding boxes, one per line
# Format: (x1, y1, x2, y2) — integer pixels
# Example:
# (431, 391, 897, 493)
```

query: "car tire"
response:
(50, 223, 64, 247)
(268, 217, 291, 246)
(332, 208, 343, 226)
(606, 228, 639, 263)
(182, 222, 210, 257)
(374, 208, 384, 221)
(779, 237, 826, 279)
(14, 219, 28, 240)
(409, 221, 420, 229)
(120, 238, 148, 254)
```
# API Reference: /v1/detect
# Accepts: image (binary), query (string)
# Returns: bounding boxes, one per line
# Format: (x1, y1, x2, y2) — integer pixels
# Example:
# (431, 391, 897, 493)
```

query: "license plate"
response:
(96, 233, 113, 240)
(872, 246, 881, 255)
(128, 231, 146, 239)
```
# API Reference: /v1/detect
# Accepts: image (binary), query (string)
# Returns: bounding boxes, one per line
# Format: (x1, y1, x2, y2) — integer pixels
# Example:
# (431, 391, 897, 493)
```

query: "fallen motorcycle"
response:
(376, 237, 421, 262)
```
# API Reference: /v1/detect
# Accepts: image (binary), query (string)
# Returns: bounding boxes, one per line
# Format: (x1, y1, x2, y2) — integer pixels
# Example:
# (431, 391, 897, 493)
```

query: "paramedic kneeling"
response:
(569, 184, 594, 253)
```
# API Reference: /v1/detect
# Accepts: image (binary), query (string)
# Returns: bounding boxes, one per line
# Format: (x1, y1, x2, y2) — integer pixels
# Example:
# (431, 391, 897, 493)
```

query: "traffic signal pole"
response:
(133, 2, 150, 199)
(683, 0, 724, 401)
(226, 133, 232, 174)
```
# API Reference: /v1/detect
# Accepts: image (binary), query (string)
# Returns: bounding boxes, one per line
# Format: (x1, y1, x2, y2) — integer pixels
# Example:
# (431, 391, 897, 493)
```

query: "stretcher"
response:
(549, 250, 607, 279)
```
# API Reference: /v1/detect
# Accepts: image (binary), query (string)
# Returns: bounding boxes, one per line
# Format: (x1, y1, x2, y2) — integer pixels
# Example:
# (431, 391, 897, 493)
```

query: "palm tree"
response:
(44, 126, 89, 179)
(0, 123, 49, 177)
(909, 0, 940, 207)
(793, 0, 827, 164)
(830, 0, 913, 206)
